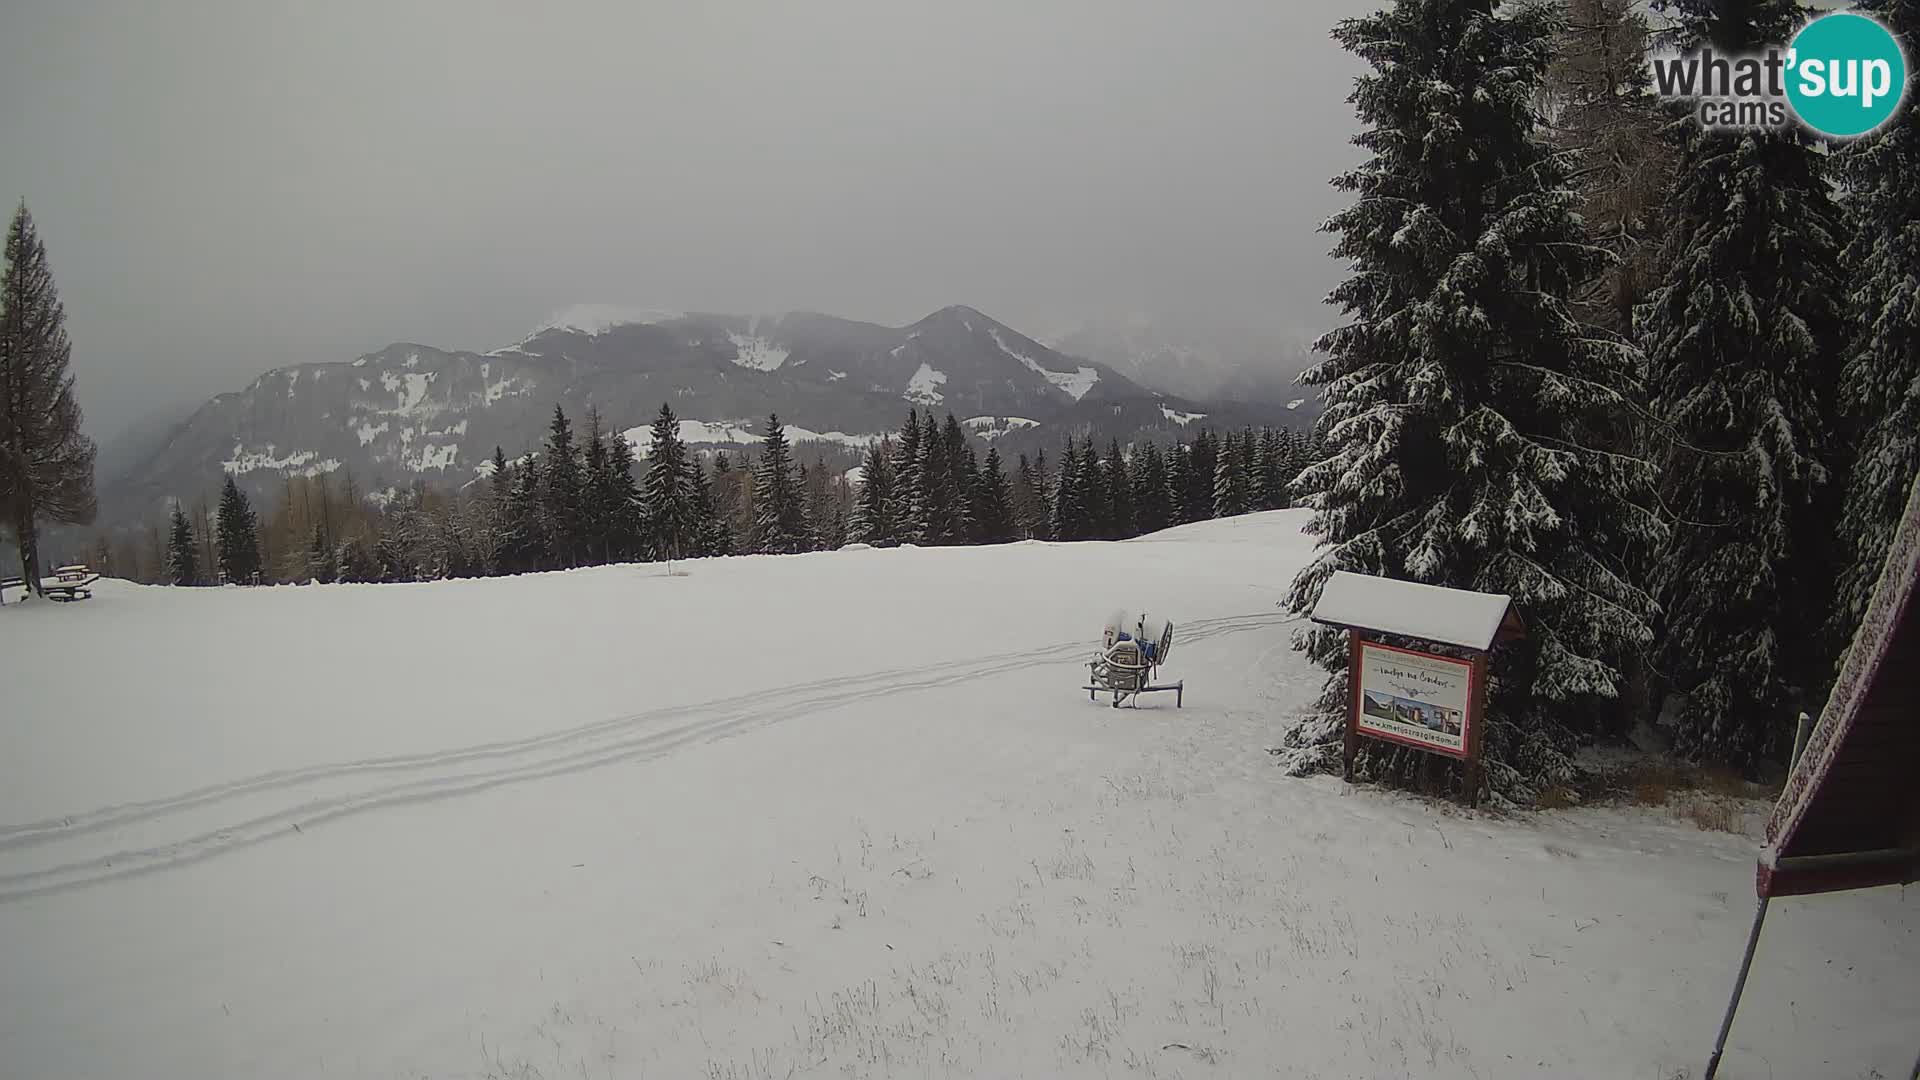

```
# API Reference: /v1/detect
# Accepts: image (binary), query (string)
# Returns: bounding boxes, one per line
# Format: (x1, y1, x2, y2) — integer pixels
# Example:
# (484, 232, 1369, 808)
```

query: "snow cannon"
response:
(1086, 612, 1182, 709)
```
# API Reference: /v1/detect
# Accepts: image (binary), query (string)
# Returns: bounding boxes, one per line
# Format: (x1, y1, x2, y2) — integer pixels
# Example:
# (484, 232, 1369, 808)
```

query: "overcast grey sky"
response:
(1, 0, 1364, 439)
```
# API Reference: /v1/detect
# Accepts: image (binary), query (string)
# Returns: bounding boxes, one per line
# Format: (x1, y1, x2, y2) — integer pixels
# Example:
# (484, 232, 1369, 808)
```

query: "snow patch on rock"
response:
(1161, 406, 1207, 426)
(964, 416, 1041, 441)
(223, 443, 340, 478)
(905, 363, 948, 405)
(989, 329, 1100, 401)
(727, 333, 790, 372)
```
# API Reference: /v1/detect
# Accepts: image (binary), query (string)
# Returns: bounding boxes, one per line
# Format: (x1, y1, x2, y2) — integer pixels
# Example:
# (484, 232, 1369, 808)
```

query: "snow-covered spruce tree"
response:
(1279, 0, 1663, 804)
(1830, 0, 1920, 651)
(752, 413, 807, 554)
(1133, 441, 1173, 535)
(215, 474, 261, 584)
(1214, 430, 1251, 519)
(1641, 0, 1850, 765)
(850, 440, 896, 545)
(1166, 442, 1196, 525)
(887, 409, 924, 543)
(1051, 439, 1088, 541)
(0, 203, 96, 591)
(643, 402, 696, 564)
(709, 450, 745, 555)
(973, 446, 1017, 544)
(164, 503, 197, 586)
(539, 406, 583, 568)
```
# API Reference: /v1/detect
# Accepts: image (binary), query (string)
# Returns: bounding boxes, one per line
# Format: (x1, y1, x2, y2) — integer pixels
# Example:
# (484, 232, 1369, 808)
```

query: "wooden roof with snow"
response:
(1758, 473, 1920, 898)
(1308, 571, 1523, 652)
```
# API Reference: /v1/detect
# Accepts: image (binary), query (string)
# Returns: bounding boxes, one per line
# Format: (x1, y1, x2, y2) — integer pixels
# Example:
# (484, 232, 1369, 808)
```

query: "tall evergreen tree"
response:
(1273, 428, 1302, 495)
(1106, 439, 1135, 539)
(1279, 0, 1663, 803)
(1831, 0, 1920, 651)
(580, 408, 615, 565)
(1029, 449, 1054, 540)
(817, 469, 851, 551)
(1133, 441, 1173, 535)
(1255, 429, 1283, 510)
(916, 415, 962, 544)
(497, 454, 545, 573)
(685, 456, 719, 558)
(1051, 439, 1087, 541)
(540, 406, 583, 567)
(1167, 442, 1197, 525)
(753, 414, 807, 553)
(888, 409, 925, 543)
(164, 503, 197, 586)
(604, 426, 642, 560)
(307, 521, 337, 583)
(1214, 430, 1251, 518)
(718, 447, 752, 549)
(0, 203, 96, 592)
(215, 474, 261, 584)
(800, 461, 832, 551)
(973, 446, 1016, 544)
(942, 414, 975, 543)
(1077, 438, 1111, 540)
(1011, 453, 1042, 539)
(1545, 0, 1673, 334)
(643, 402, 697, 563)
(1187, 430, 1218, 520)
(850, 440, 896, 545)
(1641, 0, 1850, 765)
(490, 446, 511, 503)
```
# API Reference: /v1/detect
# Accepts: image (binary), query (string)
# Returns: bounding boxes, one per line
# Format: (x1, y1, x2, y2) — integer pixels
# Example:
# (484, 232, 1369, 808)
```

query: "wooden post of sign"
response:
(1465, 651, 1489, 809)
(1343, 630, 1362, 783)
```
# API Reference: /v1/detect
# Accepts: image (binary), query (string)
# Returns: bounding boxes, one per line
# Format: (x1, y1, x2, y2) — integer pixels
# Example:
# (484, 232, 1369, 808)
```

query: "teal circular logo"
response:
(1786, 13, 1908, 137)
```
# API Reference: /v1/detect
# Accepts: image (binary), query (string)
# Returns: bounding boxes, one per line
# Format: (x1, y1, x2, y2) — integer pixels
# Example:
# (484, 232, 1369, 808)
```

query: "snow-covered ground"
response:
(1, 511, 1913, 1079)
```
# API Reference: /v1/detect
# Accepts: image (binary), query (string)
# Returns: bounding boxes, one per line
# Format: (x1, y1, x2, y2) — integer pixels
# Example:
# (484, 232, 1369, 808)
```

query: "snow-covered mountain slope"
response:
(2, 511, 1913, 1079)
(95, 305, 1292, 529)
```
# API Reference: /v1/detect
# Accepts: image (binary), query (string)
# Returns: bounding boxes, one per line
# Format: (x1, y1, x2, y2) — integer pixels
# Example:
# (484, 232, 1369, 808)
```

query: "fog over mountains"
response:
(94, 305, 1314, 530)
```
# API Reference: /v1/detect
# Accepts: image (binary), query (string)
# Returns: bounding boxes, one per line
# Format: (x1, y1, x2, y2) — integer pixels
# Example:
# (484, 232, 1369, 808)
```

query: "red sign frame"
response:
(1344, 631, 1490, 802)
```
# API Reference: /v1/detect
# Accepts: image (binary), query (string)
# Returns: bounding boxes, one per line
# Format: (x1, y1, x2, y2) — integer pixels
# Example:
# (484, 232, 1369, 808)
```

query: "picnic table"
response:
(45, 565, 99, 601)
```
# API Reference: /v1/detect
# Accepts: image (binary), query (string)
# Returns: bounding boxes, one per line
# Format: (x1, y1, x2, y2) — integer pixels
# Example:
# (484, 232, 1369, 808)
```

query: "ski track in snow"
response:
(0, 613, 1295, 903)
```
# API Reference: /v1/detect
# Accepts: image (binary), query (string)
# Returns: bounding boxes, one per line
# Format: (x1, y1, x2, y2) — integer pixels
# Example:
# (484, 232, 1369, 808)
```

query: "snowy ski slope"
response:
(1, 511, 1914, 1078)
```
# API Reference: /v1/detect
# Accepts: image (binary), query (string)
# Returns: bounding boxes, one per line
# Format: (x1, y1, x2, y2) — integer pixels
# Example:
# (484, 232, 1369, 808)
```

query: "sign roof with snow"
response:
(1758, 471, 1920, 899)
(1309, 571, 1520, 652)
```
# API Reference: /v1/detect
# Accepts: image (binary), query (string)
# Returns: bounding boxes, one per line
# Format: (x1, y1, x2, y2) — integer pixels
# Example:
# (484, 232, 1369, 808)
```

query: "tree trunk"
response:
(18, 514, 42, 596)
